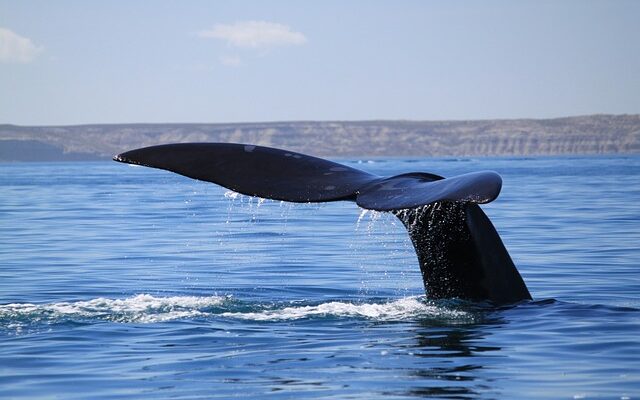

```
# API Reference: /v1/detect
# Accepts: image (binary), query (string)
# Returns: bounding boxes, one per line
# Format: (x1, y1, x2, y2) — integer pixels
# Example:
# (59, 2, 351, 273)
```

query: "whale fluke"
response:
(356, 171, 502, 211)
(115, 143, 374, 203)
(114, 142, 531, 305)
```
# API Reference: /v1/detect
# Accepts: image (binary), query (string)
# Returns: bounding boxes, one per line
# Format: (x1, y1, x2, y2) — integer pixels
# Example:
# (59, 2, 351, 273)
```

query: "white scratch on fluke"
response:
(244, 145, 256, 153)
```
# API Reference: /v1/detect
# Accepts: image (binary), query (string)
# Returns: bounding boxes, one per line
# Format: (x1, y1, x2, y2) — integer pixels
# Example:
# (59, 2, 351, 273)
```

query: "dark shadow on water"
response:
(393, 303, 508, 399)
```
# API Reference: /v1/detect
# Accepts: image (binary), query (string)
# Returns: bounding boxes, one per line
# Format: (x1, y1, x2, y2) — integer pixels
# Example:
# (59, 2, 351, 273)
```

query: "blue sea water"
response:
(0, 155, 639, 399)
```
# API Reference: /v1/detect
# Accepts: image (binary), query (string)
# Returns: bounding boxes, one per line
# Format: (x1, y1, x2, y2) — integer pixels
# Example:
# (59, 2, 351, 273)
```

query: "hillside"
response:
(0, 114, 638, 161)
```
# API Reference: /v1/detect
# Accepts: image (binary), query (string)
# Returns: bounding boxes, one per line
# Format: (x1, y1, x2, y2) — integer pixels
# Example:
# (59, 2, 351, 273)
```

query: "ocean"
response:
(1, 155, 639, 399)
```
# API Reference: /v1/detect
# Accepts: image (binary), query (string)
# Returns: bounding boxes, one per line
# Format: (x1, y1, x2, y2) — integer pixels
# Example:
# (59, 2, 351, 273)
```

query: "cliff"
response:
(0, 114, 638, 161)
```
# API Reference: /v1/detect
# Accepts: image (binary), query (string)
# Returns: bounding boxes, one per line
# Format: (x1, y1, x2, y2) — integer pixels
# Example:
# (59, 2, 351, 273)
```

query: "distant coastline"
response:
(1, 114, 638, 161)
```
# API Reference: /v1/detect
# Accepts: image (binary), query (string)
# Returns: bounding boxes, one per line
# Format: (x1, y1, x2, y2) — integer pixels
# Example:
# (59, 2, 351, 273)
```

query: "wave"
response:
(0, 294, 473, 328)
(0, 294, 230, 324)
(222, 297, 471, 321)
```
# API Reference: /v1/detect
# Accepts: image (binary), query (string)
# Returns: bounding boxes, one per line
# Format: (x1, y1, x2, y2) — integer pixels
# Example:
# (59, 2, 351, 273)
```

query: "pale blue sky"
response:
(1, 0, 638, 125)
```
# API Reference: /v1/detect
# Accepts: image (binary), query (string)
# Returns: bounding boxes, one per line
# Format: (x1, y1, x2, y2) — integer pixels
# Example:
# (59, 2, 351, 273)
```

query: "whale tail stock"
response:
(114, 142, 531, 305)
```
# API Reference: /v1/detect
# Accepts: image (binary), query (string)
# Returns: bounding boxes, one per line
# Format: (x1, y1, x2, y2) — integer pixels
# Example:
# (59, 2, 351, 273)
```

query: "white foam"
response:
(0, 294, 228, 323)
(1, 295, 472, 325)
(222, 297, 471, 322)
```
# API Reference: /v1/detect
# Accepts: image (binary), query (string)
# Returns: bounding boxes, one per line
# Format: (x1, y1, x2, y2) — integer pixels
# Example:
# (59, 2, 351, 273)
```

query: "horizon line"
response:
(2, 113, 638, 128)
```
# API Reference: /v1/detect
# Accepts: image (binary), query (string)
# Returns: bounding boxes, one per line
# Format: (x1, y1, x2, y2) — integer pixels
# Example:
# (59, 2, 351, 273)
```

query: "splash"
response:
(222, 297, 472, 322)
(0, 294, 229, 324)
(1, 295, 474, 330)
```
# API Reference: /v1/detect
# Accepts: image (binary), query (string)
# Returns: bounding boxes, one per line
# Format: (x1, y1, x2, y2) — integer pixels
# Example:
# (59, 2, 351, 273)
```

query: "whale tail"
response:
(114, 142, 531, 305)
(393, 203, 530, 304)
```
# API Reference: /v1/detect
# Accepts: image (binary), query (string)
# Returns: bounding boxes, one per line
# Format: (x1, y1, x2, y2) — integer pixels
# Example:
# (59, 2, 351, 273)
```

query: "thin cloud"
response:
(219, 55, 243, 67)
(198, 21, 307, 48)
(0, 27, 42, 63)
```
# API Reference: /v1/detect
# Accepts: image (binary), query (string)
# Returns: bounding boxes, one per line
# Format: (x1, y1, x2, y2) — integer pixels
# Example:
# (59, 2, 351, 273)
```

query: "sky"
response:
(0, 0, 638, 125)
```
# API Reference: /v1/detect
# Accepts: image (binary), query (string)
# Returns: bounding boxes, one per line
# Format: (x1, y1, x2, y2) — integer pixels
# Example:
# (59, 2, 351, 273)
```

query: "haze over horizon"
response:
(1, 1, 639, 126)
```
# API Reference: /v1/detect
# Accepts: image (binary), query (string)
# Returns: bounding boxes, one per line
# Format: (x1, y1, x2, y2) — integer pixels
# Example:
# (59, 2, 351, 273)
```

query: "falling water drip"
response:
(365, 210, 382, 235)
(356, 208, 369, 230)
(224, 190, 243, 224)
(279, 201, 293, 238)
(224, 190, 241, 200)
